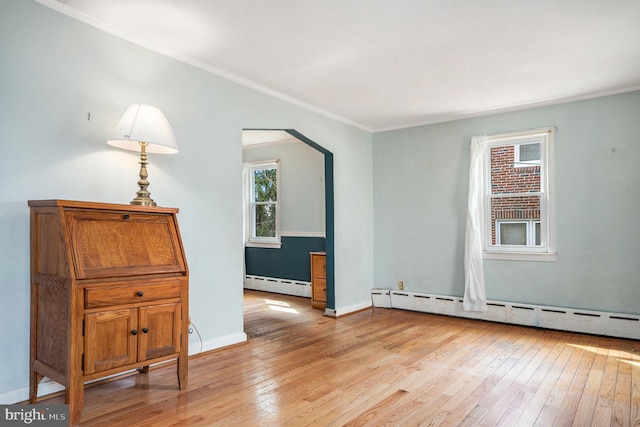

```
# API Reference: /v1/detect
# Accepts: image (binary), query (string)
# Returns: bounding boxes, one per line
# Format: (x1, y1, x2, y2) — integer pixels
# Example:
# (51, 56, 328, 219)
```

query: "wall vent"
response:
(373, 289, 639, 340)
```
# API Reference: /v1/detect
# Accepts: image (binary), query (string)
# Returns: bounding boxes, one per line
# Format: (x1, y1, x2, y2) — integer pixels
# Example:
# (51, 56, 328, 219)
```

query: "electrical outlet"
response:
(398, 281, 404, 290)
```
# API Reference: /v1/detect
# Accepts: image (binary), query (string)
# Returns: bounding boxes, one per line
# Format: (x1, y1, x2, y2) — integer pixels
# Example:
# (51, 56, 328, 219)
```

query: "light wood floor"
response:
(45, 290, 640, 426)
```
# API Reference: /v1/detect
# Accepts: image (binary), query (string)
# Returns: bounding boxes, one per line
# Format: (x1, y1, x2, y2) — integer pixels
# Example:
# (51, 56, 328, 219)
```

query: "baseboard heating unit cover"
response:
(371, 289, 639, 340)
(244, 275, 311, 298)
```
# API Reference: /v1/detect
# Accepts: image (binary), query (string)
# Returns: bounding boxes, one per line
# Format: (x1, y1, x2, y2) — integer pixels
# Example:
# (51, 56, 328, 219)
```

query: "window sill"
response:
(245, 241, 282, 249)
(483, 251, 557, 262)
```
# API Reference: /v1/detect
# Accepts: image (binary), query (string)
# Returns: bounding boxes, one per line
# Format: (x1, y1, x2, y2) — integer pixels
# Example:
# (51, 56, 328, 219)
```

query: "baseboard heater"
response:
(371, 289, 640, 340)
(244, 275, 311, 298)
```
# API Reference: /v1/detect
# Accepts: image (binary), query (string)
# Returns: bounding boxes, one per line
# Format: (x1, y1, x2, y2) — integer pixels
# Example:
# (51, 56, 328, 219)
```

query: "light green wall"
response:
(243, 141, 325, 234)
(373, 91, 640, 314)
(0, 0, 373, 399)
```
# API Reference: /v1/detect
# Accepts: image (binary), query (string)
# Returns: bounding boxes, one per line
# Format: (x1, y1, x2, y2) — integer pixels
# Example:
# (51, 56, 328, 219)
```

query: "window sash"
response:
(489, 192, 545, 249)
(251, 201, 278, 239)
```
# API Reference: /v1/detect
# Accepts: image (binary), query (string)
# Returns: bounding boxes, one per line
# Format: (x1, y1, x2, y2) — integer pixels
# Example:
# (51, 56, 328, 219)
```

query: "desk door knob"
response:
(137, 291, 144, 297)
(123, 214, 130, 219)
(142, 328, 149, 334)
(131, 329, 138, 336)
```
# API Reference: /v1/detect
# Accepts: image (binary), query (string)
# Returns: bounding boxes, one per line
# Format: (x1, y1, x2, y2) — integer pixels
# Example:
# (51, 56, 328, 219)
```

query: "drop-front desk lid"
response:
(29, 199, 187, 280)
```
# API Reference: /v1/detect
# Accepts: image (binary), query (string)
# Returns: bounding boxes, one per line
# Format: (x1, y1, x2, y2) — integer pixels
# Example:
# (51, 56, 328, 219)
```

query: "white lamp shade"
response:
(107, 104, 178, 154)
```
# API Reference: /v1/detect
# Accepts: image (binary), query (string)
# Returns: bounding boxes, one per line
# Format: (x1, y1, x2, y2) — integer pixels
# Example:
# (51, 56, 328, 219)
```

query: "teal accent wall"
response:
(323, 152, 335, 310)
(245, 236, 326, 281)
(286, 130, 336, 310)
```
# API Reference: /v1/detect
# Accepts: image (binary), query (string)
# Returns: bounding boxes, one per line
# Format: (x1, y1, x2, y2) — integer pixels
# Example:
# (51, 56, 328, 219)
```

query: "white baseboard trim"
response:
(189, 332, 247, 356)
(244, 275, 311, 298)
(0, 380, 65, 405)
(334, 300, 372, 317)
(372, 289, 640, 340)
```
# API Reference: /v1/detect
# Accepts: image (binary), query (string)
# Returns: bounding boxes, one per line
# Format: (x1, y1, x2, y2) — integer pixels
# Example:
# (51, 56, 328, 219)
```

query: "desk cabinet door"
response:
(138, 303, 181, 361)
(85, 309, 137, 374)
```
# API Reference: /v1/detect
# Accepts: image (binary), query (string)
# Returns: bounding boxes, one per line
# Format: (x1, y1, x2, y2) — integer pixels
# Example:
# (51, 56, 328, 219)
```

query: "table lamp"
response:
(107, 104, 178, 206)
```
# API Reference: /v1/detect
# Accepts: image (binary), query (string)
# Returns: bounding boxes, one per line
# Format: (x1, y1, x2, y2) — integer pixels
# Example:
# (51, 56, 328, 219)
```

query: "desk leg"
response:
(177, 355, 188, 389)
(66, 381, 84, 426)
(29, 370, 43, 404)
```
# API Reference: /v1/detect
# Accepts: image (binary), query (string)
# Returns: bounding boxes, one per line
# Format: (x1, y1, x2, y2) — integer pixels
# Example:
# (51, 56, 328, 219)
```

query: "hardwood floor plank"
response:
(536, 335, 597, 426)
(571, 337, 610, 426)
(34, 290, 640, 426)
(630, 339, 640, 426)
(612, 339, 633, 426)
(433, 328, 536, 425)
(496, 331, 575, 426)
(474, 328, 563, 426)
(532, 333, 592, 426)
(462, 329, 547, 425)
(587, 338, 620, 427)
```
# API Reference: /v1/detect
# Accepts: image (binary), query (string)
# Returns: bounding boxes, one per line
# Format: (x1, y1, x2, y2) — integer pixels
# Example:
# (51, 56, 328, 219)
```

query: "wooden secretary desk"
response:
(28, 200, 189, 426)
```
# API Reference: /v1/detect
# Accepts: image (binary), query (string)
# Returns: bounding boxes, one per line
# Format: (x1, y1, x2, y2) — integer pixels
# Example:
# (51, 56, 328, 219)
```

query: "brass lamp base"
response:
(130, 142, 157, 207)
(131, 198, 156, 207)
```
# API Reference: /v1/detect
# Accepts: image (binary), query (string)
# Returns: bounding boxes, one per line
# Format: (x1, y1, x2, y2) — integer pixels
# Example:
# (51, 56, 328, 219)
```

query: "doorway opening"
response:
(242, 129, 335, 313)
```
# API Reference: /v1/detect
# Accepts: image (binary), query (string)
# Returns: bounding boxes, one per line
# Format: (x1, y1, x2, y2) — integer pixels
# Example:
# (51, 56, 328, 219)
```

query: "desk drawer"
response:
(311, 253, 326, 277)
(85, 280, 181, 309)
(312, 278, 326, 302)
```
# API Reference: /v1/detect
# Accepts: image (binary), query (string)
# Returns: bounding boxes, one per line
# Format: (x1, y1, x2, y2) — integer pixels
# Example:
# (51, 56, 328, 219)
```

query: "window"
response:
(484, 128, 555, 260)
(244, 160, 280, 248)
(514, 142, 540, 167)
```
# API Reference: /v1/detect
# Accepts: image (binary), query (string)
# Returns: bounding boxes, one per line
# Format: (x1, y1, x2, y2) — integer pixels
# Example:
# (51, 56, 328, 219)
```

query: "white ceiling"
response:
(242, 130, 298, 147)
(39, 0, 640, 132)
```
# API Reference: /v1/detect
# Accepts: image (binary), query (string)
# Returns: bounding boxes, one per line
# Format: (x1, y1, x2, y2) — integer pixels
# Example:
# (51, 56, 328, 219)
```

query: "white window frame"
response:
(244, 160, 281, 248)
(483, 128, 556, 261)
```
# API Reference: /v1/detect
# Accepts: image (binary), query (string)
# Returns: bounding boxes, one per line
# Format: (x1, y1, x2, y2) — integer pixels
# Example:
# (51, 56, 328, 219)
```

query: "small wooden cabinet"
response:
(28, 200, 189, 426)
(310, 252, 326, 309)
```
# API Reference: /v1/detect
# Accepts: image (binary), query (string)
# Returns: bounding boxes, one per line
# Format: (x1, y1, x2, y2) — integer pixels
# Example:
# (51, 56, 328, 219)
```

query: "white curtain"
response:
(464, 135, 488, 311)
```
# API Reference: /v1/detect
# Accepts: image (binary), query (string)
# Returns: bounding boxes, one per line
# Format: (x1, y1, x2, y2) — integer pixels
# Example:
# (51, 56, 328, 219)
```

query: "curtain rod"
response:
(485, 126, 556, 140)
